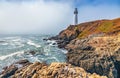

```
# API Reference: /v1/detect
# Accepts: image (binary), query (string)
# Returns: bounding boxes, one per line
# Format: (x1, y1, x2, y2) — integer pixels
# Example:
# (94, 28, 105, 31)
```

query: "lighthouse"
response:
(74, 8, 78, 25)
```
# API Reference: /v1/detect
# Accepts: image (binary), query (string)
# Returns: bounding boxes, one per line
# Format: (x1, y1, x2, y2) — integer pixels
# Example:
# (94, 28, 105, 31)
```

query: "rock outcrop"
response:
(0, 59, 32, 78)
(0, 60, 107, 78)
(50, 18, 120, 78)
(66, 35, 120, 78)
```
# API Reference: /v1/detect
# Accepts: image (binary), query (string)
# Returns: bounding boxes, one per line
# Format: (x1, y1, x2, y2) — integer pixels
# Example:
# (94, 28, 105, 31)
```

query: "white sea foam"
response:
(27, 40, 41, 48)
(0, 37, 24, 47)
(4, 37, 20, 40)
(46, 57, 59, 62)
(1, 43, 8, 45)
(0, 51, 24, 60)
(11, 38, 22, 42)
(27, 56, 41, 63)
(47, 40, 57, 46)
(61, 49, 68, 54)
(17, 44, 24, 48)
(14, 42, 24, 47)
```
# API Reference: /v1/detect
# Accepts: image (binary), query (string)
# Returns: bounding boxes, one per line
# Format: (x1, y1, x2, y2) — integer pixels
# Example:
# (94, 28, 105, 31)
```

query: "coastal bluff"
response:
(49, 18, 120, 78)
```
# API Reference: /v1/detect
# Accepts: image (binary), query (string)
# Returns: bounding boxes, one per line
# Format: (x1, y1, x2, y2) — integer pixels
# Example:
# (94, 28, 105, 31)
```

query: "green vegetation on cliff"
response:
(76, 18, 120, 39)
(97, 21, 113, 33)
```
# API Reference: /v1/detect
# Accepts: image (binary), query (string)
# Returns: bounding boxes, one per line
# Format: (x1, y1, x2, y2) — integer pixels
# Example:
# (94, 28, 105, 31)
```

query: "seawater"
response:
(0, 34, 67, 71)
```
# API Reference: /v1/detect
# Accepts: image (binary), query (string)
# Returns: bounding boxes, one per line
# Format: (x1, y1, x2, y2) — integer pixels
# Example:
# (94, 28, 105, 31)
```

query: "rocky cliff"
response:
(50, 18, 120, 78)
(0, 59, 106, 78)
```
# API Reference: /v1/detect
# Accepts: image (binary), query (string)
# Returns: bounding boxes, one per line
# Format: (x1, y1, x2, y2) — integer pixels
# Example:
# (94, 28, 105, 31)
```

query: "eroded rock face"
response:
(5, 61, 106, 78)
(49, 25, 80, 48)
(11, 61, 47, 78)
(50, 18, 120, 78)
(66, 35, 120, 78)
(0, 59, 31, 78)
(0, 60, 107, 78)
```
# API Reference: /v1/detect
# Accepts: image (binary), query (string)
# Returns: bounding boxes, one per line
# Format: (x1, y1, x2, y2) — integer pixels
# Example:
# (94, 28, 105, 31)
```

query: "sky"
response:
(0, 0, 120, 34)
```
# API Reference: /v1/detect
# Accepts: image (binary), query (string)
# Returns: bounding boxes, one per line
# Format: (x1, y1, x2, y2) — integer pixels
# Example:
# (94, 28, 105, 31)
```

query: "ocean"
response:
(0, 34, 67, 71)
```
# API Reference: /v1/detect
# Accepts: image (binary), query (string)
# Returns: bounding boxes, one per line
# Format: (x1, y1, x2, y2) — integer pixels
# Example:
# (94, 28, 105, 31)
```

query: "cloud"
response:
(0, 0, 119, 34)
(0, 1, 73, 34)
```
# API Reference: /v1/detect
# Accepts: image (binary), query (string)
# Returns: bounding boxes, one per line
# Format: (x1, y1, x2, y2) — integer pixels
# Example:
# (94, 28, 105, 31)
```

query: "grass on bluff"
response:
(97, 21, 113, 33)
(78, 31, 88, 39)
(77, 21, 113, 39)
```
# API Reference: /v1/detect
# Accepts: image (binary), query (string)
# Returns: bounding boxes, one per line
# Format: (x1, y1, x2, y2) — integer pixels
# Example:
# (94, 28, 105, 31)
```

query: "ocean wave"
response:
(0, 35, 66, 68)
(12, 42, 24, 46)
(0, 43, 8, 45)
(11, 38, 22, 42)
(0, 51, 24, 60)
(4, 37, 20, 40)
(27, 40, 41, 48)
(0, 37, 24, 47)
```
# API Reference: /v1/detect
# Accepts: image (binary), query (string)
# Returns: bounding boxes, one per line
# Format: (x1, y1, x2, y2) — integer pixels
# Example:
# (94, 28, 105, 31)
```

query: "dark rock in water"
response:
(15, 59, 31, 66)
(57, 40, 69, 48)
(48, 35, 59, 40)
(52, 43, 56, 45)
(15, 59, 29, 64)
(43, 38, 48, 41)
(0, 59, 31, 78)
(0, 41, 6, 43)
(24, 50, 44, 56)
(29, 51, 36, 55)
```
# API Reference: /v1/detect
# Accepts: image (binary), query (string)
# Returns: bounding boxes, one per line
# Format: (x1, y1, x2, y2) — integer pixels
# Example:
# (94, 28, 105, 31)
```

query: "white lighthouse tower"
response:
(74, 8, 78, 25)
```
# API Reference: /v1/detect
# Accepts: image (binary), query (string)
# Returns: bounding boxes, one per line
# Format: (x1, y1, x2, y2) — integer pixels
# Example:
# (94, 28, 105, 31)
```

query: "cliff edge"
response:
(50, 18, 120, 78)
